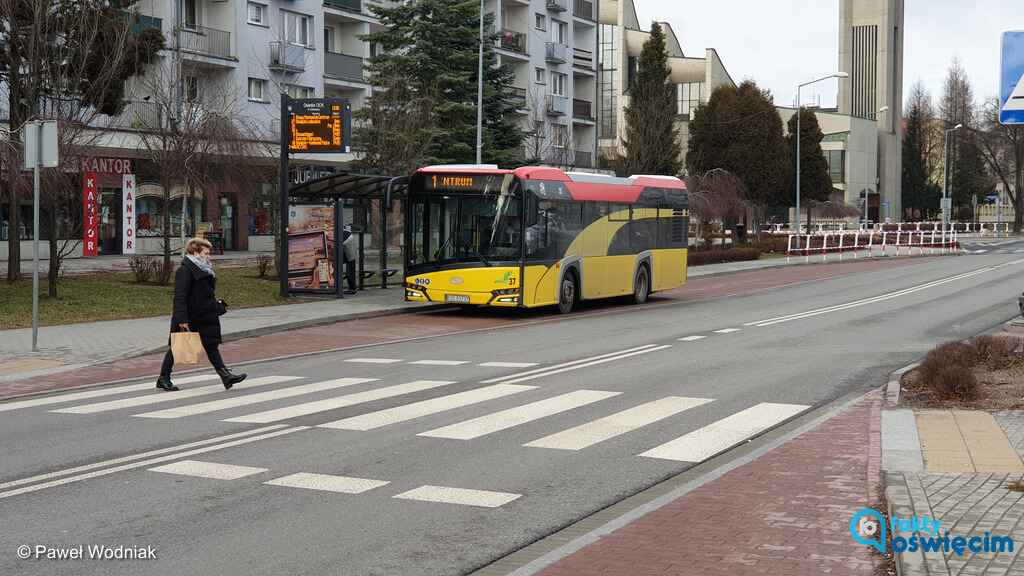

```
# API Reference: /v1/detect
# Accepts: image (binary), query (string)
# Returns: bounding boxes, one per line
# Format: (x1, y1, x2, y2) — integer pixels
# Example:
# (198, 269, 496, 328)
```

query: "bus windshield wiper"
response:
(434, 234, 454, 260)
(470, 249, 491, 267)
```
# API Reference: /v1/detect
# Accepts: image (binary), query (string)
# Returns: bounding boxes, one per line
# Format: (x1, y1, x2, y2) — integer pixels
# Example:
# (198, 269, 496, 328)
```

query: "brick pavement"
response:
(535, 392, 884, 576)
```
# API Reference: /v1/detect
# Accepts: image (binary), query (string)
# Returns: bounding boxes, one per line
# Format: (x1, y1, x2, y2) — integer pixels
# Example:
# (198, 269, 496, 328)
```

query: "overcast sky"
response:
(634, 0, 1016, 111)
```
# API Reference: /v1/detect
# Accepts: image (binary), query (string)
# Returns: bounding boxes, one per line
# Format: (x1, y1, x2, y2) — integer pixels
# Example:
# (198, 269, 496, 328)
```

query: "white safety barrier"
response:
(765, 222, 1010, 237)
(785, 229, 960, 261)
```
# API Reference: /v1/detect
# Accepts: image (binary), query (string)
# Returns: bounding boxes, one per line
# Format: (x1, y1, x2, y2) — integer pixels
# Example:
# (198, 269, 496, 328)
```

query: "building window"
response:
(248, 78, 267, 102)
(185, 76, 199, 102)
(324, 26, 335, 52)
(676, 82, 702, 118)
(184, 0, 198, 27)
(826, 150, 846, 183)
(552, 21, 568, 44)
(550, 72, 567, 96)
(552, 124, 569, 148)
(286, 84, 315, 99)
(283, 11, 313, 48)
(247, 2, 267, 25)
(535, 13, 546, 31)
(535, 67, 546, 84)
(599, 23, 618, 139)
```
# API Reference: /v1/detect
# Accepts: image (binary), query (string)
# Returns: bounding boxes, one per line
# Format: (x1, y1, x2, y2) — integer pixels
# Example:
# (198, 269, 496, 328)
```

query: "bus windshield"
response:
(407, 175, 521, 269)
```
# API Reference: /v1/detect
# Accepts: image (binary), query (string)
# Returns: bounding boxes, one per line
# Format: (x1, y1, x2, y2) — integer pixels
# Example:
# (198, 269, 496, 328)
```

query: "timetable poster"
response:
(288, 205, 336, 290)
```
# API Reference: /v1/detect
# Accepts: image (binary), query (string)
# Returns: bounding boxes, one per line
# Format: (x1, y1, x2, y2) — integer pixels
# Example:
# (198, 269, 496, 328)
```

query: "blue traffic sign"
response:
(1001, 31, 1024, 125)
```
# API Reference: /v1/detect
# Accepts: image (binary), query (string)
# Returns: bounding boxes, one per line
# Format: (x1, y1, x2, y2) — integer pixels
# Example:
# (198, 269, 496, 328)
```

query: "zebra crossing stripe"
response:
(318, 384, 537, 431)
(223, 380, 458, 424)
(148, 460, 268, 480)
(639, 402, 809, 462)
(418, 390, 621, 440)
(524, 397, 714, 451)
(393, 485, 521, 508)
(132, 378, 378, 419)
(0, 374, 222, 413)
(50, 376, 304, 415)
(264, 472, 389, 494)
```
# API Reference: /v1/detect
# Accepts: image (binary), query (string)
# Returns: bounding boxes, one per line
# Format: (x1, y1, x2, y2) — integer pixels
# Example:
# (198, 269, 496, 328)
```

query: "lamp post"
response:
(475, 0, 485, 164)
(873, 106, 888, 223)
(795, 72, 848, 235)
(943, 123, 963, 240)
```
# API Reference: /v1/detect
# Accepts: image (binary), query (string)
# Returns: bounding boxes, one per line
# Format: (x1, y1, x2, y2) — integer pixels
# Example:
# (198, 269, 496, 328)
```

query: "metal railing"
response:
(180, 25, 232, 59)
(572, 98, 592, 119)
(546, 0, 568, 12)
(499, 29, 527, 53)
(546, 42, 568, 63)
(325, 50, 365, 82)
(104, 100, 163, 131)
(508, 87, 528, 110)
(572, 47, 594, 69)
(573, 0, 595, 20)
(546, 94, 568, 116)
(574, 150, 593, 168)
(324, 0, 362, 13)
(785, 229, 960, 260)
(270, 41, 305, 71)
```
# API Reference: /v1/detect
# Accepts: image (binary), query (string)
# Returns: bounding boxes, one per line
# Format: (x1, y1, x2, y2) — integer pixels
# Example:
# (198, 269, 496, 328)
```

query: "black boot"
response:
(155, 376, 179, 391)
(216, 367, 247, 390)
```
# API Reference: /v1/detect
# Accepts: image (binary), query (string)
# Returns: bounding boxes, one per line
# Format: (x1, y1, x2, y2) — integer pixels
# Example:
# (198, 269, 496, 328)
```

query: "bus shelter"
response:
(282, 172, 408, 298)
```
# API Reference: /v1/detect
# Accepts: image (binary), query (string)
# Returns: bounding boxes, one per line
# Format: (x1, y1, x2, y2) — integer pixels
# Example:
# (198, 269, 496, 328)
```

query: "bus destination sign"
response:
(425, 173, 501, 192)
(287, 98, 351, 153)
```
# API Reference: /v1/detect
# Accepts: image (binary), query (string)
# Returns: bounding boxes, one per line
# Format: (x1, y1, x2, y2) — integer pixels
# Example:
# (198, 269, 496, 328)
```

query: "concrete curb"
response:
(885, 362, 920, 407)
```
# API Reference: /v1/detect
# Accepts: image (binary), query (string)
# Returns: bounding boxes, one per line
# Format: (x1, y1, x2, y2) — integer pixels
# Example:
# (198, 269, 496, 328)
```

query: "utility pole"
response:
(475, 0, 484, 164)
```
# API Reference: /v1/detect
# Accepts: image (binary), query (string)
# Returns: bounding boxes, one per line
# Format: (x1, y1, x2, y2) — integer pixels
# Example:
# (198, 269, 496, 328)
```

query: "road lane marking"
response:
(344, 358, 403, 364)
(677, 336, 707, 342)
(639, 402, 810, 462)
(481, 345, 659, 384)
(133, 378, 378, 419)
(479, 362, 540, 368)
(525, 397, 715, 451)
(223, 380, 458, 424)
(714, 328, 741, 334)
(494, 345, 673, 385)
(744, 265, 1013, 327)
(409, 360, 470, 366)
(51, 376, 303, 414)
(418, 390, 621, 440)
(393, 485, 521, 508)
(148, 460, 268, 480)
(0, 374, 221, 413)
(0, 425, 286, 492)
(318, 384, 537, 431)
(264, 472, 389, 494)
(0, 426, 307, 500)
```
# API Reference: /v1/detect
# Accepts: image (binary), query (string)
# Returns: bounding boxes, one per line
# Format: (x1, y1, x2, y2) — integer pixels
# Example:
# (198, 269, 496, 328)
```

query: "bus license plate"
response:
(446, 294, 470, 304)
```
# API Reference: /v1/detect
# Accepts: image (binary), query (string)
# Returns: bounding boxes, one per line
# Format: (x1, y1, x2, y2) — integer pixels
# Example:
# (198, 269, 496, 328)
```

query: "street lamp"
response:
(475, 0, 484, 164)
(943, 123, 963, 238)
(873, 106, 888, 223)
(795, 72, 848, 235)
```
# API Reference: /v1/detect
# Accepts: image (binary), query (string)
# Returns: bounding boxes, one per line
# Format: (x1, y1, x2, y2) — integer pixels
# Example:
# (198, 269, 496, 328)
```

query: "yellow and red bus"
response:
(403, 165, 689, 313)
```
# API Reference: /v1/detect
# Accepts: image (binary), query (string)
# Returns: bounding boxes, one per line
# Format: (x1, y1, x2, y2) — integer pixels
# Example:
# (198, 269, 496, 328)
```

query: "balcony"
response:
(325, 50, 365, 82)
(131, 14, 162, 34)
(270, 42, 305, 72)
(105, 101, 163, 131)
(572, 98, 593, 120)
(180, 25, 232, 60)
(498, 29, 527, 54)
(546, 94, 568, 116)
(574, 150, 593, 168)
(573, 0, 595, 20)
(324, 0, 362, 13)
(546, 42, 568, 64)
(546, 0, 568, 12)
(508, 87, 528, 111)
(572, 47, 594, 69)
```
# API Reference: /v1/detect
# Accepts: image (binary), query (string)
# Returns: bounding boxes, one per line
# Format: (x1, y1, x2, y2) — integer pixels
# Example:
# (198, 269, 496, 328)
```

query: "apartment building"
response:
(596, 0, 734, 170)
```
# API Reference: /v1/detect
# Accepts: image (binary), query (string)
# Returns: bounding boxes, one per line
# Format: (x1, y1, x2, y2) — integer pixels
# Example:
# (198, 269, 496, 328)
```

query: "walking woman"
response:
(156, 237, 247, 391)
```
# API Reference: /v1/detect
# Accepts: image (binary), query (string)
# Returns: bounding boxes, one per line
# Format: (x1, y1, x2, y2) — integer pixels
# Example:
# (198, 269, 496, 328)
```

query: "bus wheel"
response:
(558, 273, 577, 314)
(632, 265, 650, 305)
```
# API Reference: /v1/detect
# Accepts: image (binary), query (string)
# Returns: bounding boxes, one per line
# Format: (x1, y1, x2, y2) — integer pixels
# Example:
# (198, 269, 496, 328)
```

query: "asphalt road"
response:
(3, 246, 1024, 576)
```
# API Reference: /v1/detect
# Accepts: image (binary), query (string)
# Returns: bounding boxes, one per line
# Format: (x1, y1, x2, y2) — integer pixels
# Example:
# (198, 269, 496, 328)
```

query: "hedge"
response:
(688, 248, 761, 267)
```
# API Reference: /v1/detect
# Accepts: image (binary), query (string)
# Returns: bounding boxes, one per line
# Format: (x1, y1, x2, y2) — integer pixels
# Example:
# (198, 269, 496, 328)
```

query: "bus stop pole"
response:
(278, 94, 290, 298)
(334, 198, 343, 299)
(380, 183, 390, 289)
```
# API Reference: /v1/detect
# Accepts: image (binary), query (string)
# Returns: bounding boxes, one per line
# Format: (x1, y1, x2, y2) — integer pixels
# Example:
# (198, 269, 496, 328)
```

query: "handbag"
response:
(170, 330, 203, 365)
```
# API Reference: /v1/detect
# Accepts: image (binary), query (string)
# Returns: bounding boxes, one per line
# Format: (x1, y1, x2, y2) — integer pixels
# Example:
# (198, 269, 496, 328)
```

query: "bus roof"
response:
(413, 165, 686, 204)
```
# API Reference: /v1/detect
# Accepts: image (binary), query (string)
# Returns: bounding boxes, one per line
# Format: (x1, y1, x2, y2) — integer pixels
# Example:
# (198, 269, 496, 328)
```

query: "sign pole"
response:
(279, 93, 291, 299)
(31, 122, 40, 352)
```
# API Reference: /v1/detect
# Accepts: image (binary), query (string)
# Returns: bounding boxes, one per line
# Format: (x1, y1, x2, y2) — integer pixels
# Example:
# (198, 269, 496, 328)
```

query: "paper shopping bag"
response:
(170, 331, 203, 365)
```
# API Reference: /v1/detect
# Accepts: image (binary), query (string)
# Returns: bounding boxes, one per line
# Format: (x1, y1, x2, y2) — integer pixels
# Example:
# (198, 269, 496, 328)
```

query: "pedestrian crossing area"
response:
(5, 366, 812, 509)
(960, 240, 1024, 254)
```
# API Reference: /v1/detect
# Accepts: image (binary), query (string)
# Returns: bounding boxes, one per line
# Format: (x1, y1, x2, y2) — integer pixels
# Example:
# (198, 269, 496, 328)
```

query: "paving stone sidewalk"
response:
(528, 392, 884, 576)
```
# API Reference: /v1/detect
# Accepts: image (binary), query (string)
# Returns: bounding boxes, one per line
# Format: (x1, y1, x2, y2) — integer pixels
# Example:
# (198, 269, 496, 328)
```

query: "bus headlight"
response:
(492, 288, 518, 296)
(496, 296, 518, 303)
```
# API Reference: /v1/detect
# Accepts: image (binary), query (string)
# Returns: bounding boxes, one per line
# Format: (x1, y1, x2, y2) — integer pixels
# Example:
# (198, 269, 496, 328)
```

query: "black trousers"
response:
(160, 338, 225, 378)
(344, 258, 357, 290)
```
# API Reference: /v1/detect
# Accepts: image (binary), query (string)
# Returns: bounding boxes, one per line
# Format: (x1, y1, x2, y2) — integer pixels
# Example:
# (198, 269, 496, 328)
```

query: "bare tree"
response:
(977, 97, 1024, 233)
(686, 168, 749, 247)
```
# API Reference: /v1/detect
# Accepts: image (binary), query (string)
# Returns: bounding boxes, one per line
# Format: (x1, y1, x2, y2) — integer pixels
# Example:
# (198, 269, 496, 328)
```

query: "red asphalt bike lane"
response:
(0, 257, 932, 400)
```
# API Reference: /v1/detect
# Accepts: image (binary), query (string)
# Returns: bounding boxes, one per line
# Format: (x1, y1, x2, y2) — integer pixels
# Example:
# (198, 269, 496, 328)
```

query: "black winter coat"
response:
(170, 258, 225, 343)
